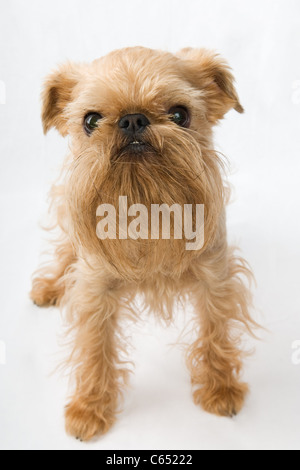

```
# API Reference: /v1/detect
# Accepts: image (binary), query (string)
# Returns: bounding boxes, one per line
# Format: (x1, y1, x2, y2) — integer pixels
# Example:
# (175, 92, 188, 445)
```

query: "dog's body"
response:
(31, 47, 255, 441)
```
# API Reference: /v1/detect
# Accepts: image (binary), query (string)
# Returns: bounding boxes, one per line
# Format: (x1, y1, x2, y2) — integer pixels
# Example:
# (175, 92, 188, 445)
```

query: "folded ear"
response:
(42, 62, 83, 136)
(177, 48, 244, 123)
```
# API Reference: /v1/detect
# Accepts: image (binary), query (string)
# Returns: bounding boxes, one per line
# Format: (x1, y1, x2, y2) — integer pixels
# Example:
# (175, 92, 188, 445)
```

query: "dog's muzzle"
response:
(118, 114, 150, 137)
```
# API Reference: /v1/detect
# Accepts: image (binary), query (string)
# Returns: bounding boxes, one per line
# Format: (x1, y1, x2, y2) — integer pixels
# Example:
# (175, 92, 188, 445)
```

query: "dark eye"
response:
(84, 112, 103, 135)
(169, 106, 190, 128)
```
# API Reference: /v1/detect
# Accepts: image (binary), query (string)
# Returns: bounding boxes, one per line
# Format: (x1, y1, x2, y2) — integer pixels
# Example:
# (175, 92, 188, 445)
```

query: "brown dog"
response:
(31, 47, 256, 441)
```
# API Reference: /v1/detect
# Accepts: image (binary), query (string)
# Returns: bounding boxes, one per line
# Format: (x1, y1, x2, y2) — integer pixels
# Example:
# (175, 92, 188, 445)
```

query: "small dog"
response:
(31, 47, 256, 441)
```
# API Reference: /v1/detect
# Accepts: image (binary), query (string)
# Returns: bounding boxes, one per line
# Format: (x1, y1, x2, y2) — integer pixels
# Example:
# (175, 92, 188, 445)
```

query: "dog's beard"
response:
(106, 126, 207, 203)
(65, 128, 224, 281)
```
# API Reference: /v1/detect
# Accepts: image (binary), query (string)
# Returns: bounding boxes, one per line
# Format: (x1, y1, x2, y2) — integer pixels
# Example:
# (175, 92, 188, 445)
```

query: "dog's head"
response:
(42, 47, 243, 279)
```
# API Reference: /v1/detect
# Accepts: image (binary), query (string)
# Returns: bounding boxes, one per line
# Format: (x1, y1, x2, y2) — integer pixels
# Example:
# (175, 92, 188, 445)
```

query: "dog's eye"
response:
(84, 113, 103, 135)
(169, 106, 190, 128)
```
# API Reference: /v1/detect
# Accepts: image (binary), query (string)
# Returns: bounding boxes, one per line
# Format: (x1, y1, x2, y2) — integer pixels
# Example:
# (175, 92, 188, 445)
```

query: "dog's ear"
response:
(177, 48, 244, 123)
(42, 62, 83, 136)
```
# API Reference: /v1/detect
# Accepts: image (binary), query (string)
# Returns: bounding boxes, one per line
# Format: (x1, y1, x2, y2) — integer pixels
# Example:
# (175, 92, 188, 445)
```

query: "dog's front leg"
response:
(187, 246, 255, 417)
(64, 260, 129, 441)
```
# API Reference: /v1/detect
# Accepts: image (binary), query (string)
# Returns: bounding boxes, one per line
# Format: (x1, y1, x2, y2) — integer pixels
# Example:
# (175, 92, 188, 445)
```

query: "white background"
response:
(0, 0, 300, 451)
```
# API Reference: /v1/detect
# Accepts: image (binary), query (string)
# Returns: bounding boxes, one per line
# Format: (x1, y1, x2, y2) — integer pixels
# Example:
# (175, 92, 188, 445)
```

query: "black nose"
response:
(118, 114, 150, 136)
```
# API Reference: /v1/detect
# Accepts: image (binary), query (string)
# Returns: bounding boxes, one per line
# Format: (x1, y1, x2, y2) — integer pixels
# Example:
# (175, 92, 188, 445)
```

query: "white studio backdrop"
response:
(0, 0, 300, 450)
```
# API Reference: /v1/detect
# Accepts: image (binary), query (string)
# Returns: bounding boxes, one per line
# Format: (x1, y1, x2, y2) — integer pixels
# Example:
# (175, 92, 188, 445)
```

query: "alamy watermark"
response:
(0, 80, 6, 105)
(291, 340, 300, 366)
(96, 197, 205, 251)
(292, 80, 300, 105)
(0, 340, 6, 365)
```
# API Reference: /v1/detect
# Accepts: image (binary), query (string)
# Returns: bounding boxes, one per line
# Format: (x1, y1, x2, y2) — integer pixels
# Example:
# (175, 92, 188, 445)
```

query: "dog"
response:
(31, 47, 256, 441)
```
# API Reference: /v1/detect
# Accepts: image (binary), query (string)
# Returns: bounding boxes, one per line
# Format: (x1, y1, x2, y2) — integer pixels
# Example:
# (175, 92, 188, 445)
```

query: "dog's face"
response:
(42, 47, 243, 279)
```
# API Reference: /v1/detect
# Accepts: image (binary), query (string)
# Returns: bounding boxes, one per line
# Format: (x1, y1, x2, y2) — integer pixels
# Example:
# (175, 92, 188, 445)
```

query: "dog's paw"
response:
(194, 381, 249, 417)
(65, 399, 114, 442)
(30, 277, 60, 307)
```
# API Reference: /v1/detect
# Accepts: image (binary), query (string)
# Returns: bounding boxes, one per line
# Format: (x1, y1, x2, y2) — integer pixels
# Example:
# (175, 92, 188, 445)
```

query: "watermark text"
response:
(0, 80, 6, 104)
(291, 340, 300, 365)
(96, 197, 205, 251)
(0, 341, 6, 365)
(292, 80, 300, 105)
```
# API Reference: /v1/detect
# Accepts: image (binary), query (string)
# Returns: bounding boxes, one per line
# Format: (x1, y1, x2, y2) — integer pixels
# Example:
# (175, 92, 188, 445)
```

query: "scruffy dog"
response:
(31, 47, 256, 441)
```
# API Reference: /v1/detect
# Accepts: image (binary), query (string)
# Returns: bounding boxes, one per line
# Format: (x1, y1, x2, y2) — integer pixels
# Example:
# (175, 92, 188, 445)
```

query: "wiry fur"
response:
(31, 47, 257, 441)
